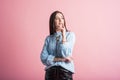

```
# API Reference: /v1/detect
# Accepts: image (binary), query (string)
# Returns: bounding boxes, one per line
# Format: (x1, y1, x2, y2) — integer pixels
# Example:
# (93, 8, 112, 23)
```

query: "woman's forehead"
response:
(55, 13, 63, 17)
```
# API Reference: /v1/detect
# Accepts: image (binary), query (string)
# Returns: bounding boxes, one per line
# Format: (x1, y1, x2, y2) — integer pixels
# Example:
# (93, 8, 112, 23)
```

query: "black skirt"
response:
(45, 66, 73, 80)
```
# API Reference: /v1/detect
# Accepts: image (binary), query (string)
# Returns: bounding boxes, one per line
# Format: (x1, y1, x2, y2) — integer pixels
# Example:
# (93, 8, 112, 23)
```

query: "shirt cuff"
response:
(46, 55, 55, 65)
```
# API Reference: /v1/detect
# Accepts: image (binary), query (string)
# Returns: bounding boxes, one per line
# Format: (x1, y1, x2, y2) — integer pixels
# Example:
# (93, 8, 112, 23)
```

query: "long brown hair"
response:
(49, 11, 68, 35)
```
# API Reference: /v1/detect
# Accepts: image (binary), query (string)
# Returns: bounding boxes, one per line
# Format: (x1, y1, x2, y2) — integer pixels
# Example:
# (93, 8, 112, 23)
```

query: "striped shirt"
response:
(40, 31, 75, 73)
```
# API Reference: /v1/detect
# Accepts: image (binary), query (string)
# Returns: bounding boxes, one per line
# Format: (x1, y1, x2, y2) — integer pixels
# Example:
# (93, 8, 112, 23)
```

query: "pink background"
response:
(0, 0, 120, 80)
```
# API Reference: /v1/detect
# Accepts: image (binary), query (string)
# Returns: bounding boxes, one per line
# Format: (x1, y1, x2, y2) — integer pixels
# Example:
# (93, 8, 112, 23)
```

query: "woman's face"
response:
(54, 13, 65, 31)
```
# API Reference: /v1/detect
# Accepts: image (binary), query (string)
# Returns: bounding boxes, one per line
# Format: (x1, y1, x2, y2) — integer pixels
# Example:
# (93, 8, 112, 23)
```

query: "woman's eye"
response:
(55, 18, 59, 20)
(55, 17, 64, 21)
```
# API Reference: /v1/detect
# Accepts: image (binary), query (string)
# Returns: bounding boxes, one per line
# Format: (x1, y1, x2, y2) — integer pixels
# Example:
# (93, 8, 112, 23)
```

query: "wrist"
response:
(54, 57, 66, 62)
(58, 58, 65, 62)
(62, 40, 67, 43)
(62, 35, 66, 43)
(62, 32, 65, 36)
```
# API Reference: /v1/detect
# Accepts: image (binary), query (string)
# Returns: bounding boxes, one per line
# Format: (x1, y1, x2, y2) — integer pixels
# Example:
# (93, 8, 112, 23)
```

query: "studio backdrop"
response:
(0, 0, 120, 80)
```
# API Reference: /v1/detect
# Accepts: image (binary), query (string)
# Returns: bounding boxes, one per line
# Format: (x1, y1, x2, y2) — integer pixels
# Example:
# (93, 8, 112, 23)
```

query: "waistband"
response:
(46, 66, 72, 74)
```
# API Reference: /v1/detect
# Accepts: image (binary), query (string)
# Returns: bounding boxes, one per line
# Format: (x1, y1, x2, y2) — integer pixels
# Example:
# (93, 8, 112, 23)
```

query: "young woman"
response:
(40, 11, 75, 80)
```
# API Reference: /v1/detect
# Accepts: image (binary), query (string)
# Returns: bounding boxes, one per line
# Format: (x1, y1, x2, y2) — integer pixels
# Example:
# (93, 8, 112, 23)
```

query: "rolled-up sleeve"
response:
(40, 36, 55, 66)
(58, 32, 75, 56)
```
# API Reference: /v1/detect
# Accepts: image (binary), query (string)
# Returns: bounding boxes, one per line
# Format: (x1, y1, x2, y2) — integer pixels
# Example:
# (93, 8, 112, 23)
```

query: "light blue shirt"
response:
(40, 31, 75, 73)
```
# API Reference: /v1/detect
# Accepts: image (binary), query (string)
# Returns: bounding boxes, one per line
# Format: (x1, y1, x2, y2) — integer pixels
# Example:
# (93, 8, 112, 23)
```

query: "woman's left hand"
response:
(64, 56, 73, 63)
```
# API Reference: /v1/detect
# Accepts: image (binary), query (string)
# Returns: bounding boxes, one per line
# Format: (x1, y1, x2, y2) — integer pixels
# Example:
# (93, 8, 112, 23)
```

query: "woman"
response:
(40, 11, 75, 80)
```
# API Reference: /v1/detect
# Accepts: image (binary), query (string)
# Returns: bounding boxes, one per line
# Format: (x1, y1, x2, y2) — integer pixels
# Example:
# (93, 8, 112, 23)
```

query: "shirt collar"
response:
(54, 31, 62, 36)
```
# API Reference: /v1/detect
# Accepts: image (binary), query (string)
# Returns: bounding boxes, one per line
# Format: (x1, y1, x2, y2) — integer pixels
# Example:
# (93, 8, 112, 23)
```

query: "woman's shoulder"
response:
(45, 34, 54, 40)
(44, 35, 50, 42)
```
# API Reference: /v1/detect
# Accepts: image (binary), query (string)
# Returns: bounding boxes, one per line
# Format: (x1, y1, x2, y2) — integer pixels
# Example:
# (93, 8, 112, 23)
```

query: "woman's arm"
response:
(54, 57, 73, 63)
(58, 32, 75, 57)
(54, 57, 65, 62)
(40, 36, 55, 66)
